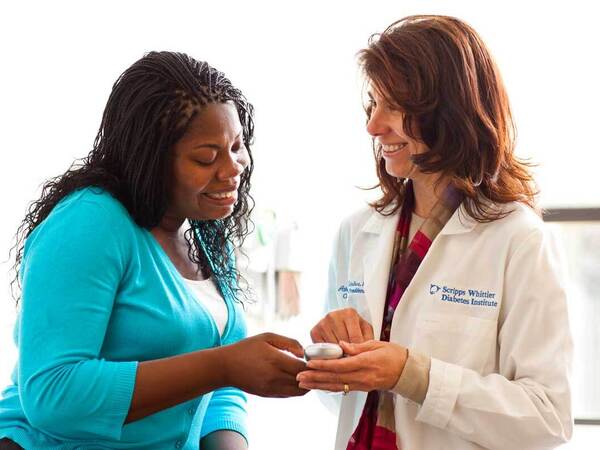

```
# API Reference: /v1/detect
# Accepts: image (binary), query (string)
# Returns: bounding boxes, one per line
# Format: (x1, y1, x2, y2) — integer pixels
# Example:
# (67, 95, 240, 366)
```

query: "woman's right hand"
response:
(221, 333, 308, 397)
(310, 308, 374, 344)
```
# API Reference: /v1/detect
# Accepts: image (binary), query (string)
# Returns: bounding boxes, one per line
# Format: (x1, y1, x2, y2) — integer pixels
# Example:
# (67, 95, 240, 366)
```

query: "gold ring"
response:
(343, 383, 349, 395)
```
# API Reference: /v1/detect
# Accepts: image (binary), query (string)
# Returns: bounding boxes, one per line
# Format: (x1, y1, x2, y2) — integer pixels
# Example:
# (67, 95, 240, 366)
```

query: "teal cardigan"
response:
(0, 188, 248, 449)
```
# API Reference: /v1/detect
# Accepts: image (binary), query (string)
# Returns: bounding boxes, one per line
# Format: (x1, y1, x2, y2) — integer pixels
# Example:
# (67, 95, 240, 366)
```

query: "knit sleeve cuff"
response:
(391, 350, 431, 404)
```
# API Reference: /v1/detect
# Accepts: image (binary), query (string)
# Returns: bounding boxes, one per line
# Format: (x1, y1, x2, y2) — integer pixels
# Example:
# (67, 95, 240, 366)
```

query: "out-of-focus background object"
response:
(543, 209, 600, 424)
(241, 209, 304, 323)
(274, 220, 303, 319)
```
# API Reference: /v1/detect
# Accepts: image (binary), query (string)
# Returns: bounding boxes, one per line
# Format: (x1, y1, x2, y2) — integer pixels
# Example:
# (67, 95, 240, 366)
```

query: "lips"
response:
(205, 191, 235, 200)
(202, 189, 238, 206)
(381, 143, 408, 156)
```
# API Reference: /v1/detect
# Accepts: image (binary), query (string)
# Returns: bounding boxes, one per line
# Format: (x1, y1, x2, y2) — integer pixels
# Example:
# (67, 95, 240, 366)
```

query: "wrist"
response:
(213, 343, 235, 388)
(190, 345, 232, 391)
(388, 344, 409, 389)
(391, 349, 431, 404)
(399, 346, 409, 377)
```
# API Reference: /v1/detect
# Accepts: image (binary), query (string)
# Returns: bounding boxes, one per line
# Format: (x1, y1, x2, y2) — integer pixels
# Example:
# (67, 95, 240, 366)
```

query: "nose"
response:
(366, 106, 389, 138)
(216, 151, 246, 182)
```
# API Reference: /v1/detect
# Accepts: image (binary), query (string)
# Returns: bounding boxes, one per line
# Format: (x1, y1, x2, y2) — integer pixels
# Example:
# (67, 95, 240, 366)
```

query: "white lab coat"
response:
(324, 201, 573, 450)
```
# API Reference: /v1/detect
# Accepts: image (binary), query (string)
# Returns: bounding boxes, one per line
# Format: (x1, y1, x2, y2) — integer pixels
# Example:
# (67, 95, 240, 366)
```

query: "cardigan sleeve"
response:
(18, 191, 138, 440)
(199, 387, 248, 443)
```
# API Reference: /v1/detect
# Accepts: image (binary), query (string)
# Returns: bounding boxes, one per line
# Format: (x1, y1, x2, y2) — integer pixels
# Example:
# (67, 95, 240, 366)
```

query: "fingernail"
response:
(296, 374, 304, 381)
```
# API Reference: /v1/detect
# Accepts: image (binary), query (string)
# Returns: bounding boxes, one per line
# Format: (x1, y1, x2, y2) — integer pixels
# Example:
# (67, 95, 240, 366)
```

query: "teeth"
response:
(382, 143, 407, 153)
(206, 192, 234, 199)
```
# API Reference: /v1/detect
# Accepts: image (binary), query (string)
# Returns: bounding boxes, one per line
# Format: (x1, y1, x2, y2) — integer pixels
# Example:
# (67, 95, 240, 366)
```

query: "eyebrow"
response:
(192, 131, 244, 151)
(193, 143, 222, 151)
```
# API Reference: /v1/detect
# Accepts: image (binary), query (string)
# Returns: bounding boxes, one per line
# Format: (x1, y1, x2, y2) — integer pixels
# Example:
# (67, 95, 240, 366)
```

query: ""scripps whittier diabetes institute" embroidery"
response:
(429, 284, 498, 307)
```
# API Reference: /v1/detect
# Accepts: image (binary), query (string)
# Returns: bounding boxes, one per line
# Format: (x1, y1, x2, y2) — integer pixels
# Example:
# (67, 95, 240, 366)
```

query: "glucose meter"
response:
(304, 343, 344, 361)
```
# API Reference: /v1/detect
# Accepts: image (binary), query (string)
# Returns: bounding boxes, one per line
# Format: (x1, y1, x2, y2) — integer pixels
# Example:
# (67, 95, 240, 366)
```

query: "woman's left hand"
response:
(296, 340, 408, 392)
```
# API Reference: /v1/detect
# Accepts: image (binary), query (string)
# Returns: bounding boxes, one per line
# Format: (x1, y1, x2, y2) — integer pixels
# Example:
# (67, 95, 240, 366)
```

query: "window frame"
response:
(543, 207, 600, 426)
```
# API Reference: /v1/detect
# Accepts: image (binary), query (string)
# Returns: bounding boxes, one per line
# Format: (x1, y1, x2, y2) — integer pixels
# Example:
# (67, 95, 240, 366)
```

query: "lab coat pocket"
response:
(413, 313, 496, 372)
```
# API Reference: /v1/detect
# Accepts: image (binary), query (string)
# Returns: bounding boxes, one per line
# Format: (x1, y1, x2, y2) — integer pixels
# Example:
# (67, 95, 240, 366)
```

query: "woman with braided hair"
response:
(0, 51, 306, 450)
(297, 15, 573, 450)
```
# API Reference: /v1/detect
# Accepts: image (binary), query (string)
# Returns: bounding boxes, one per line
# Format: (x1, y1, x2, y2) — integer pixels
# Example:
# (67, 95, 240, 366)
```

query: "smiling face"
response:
(366, 87, 430, 182)
(166, 101, 250, 222)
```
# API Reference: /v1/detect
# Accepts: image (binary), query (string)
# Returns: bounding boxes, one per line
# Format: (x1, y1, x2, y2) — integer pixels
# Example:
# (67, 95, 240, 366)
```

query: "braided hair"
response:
(10, 51, 255, 305)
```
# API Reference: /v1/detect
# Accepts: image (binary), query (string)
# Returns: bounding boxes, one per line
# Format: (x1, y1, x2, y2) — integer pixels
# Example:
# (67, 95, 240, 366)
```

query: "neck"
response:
(151, 214, 187, 239)
(411, 175, 451, 218)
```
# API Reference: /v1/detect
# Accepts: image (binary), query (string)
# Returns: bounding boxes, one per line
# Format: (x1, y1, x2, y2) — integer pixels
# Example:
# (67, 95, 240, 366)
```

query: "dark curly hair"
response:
(10, 51, 254, 305)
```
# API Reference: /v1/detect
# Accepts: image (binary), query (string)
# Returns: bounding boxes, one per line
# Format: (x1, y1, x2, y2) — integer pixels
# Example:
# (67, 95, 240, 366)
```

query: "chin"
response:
(384, 157, 421, 179)
(191, 209, 234, 222)
(385, 166, 410, 179)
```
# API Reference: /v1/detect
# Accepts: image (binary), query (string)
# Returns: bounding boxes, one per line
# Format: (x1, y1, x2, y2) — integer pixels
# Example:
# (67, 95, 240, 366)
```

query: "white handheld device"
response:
(304, 343, 344, 361)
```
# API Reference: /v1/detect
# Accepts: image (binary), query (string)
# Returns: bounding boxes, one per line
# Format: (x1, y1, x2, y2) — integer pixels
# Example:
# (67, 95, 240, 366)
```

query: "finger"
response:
(298, 381, 345, 392)
(269, 381, 309, 398)
(274, 352, 308, 376)
(282, 380, 310, 397)
(360, 319, 375, 341)
(316, 322, 339, 344)
(291, 387, 309, 397)
(296, 369, 312, 379)
(297, 369, 371, 391)
(325, 313, 351, 343)
(263, 333, 305, 358)
(344, 315, 366, 343)
(339, 340, 377, 356)
(297, 379, 366, 393)
(310, 327, 325, 343)
(304, 354, 367, 373)
(296, 369, 345, 384)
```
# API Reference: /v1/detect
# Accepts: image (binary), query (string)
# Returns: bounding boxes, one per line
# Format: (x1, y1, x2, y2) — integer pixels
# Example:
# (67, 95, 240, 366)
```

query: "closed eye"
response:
(232, 143, 246, 153)
(194, 158, 216, 166)
(191, 146, 218, 165)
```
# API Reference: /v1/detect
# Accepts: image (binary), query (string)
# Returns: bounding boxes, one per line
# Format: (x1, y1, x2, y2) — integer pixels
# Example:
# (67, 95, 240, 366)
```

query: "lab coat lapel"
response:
(361, 211, 398, 340)
(439, 204, 478, 235)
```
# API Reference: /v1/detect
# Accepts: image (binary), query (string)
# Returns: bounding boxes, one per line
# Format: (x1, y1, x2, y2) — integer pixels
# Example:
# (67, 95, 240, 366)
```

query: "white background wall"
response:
(1, 1, 599, 448)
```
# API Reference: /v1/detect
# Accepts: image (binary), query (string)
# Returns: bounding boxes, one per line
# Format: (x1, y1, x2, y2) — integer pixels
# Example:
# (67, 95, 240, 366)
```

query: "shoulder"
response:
(336, 203, 396, 238)
(26, 187, 138, 254)
(54, 187, 132, 223)
(475, 202, 549, 257)
(41, 187, 139, 237)
(338, 205, 373, 233)
(482, 202, 544, 237)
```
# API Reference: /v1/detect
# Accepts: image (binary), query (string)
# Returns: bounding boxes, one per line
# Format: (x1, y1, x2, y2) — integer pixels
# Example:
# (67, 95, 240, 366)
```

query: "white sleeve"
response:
(416, 227, 573, 449)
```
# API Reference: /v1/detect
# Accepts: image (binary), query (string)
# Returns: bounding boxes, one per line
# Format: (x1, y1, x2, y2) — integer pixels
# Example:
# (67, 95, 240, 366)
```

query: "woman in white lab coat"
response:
(296, 15, 573, 450)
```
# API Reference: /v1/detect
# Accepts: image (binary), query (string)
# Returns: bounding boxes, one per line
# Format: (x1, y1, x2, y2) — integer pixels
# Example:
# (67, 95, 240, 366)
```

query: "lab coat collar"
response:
(440, 205, 478, 235)
(361, 202, 478, 237)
